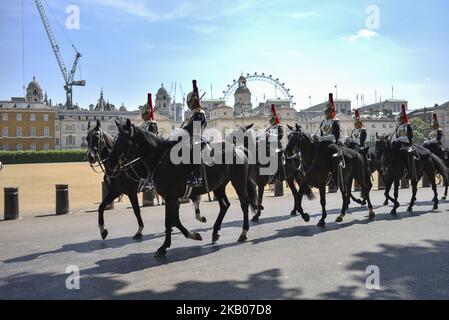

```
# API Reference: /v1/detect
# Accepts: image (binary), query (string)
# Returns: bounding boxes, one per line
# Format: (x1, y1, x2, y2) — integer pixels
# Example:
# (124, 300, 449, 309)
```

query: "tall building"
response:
(233, 76, 252, 116)
(359, 99, 408, 115)
(0, 77, 55, 151)
(155, 84, 171, 117)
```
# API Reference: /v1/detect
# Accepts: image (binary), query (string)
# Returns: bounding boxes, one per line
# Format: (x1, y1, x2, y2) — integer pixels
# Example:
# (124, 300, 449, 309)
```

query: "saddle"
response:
(313, 134, 336, 144)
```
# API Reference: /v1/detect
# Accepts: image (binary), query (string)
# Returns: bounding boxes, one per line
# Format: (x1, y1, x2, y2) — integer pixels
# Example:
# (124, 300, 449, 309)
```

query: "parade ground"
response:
(1, 187, 448, 300)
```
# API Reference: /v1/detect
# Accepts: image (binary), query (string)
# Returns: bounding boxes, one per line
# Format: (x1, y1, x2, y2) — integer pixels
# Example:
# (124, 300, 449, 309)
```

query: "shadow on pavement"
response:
(319, 240, 449, 299)
(0, 267, 301, 300)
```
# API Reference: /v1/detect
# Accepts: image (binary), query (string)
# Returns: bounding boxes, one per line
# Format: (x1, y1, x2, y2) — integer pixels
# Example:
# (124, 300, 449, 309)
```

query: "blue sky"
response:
(1, 0, 448, 111)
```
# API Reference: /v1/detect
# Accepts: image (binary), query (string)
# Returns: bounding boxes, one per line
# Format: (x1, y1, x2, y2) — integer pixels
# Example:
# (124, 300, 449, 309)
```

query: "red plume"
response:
(401, 104, 408, 123)
(328, 93, 336, 117)
(192, 80, 199, 99)
(271, 104, 280, 125)
(148, 93, 154, 121)
(354, 109, 360, 119)
(433, 113, 438, 123)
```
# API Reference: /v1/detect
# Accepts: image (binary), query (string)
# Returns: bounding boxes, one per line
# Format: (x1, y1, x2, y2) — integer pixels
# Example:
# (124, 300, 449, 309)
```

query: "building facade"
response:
(0, 77, 55, 151)
(359, 99, 408, 115)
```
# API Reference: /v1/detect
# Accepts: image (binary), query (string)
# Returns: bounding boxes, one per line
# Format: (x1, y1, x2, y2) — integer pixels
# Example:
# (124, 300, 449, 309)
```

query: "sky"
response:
(0, 0, 448, 111)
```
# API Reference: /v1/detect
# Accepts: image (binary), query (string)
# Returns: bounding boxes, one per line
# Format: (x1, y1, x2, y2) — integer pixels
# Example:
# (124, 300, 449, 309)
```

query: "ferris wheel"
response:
(221, 72, 296, 108)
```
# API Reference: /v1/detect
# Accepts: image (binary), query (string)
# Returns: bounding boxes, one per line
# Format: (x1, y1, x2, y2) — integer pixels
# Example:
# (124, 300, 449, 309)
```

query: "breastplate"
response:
(321, 119, 334, 136)
(396, 124, 407, 138)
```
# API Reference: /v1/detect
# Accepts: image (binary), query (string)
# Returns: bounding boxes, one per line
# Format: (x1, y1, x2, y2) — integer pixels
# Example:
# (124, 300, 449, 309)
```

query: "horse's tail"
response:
(247, 164, 259, 213)
(431, 153, 449, 185)
(300, 181, 315, 200)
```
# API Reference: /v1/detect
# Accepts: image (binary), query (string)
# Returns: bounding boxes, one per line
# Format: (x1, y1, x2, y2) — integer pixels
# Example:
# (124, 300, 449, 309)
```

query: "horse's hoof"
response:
(290, 210, 298, 216)
(335, 216, 343, 223)
(201, 217, 207, 223)
(191, 233, 202, 241)
(238, 235, 248, 243)
(390, 210, 397, 215)
(368, 210, 375, 220)
(132, 233, 143, 240)
(212, 233, 220, 243)
(433, 205, 438, 211)
(101, 229, 108, 240)
(383, 200, 389, 206)
(259, 205, 265, 211)
(442, 197, 447, 201)
(317, 220, 325, 228)
(301, 213, 310, 222)
(251, 215, 260, 222)
(361, 201, 367, 206)
(407, 206, 413, 213)
(154, 249, 166, 257)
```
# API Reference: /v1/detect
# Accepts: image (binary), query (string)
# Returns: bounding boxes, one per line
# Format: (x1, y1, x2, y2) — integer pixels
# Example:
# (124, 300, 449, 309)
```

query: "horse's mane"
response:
(133, 125, 171, 149)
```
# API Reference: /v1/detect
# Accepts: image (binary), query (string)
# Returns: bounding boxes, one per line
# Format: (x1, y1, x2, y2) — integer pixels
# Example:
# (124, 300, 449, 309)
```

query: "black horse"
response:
(375, 135, 448, 214)
(422, 140, 449, 199)
(226, 124, 312, 223)
(86, 120, 206, 241)
(108, 119, 258, 257)
(285, 124, 375, 227)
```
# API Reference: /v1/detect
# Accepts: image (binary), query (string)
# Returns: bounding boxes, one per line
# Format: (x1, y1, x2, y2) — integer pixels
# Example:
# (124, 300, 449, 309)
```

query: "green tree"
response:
(410, 117, 431, 144)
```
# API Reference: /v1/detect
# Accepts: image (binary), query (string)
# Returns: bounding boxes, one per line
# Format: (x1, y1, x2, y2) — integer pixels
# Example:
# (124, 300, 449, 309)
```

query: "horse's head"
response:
(86, 120, 104, 164)
(374, 132, 389, 162)
(285, 123, 304, 157)
(225, 123, 256, 147)
(109, 119, 138, 172)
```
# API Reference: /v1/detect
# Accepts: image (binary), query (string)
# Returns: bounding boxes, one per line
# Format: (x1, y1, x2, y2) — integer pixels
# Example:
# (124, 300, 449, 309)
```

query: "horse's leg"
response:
(212, 186, 230, 243)
(251, 183, 265, 222)
(155, 198, 174, 257)
(98, 189, 120, 240)
(444, 181, 448, 200)
(128, 192, 144, 240)
(391, 178, 400, 215)
(317, 186, 327, 227)
(286, 176, 298, 216)
(294, 174, 310, 222)
(384, 176, 395, 206)
(192, 195, 206, 223)
(429, 169, 439, 210)
(336, 179, 352, 223)
(231, 178, 250, 242)
(173, 198, 202, 241)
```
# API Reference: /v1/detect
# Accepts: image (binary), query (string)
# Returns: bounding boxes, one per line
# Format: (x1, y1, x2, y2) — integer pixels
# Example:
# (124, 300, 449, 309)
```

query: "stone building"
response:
(0, 77, 55, 151)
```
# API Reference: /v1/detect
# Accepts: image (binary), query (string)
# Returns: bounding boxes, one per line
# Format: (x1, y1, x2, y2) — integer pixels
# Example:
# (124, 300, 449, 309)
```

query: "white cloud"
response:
(340, 28, 379, 41)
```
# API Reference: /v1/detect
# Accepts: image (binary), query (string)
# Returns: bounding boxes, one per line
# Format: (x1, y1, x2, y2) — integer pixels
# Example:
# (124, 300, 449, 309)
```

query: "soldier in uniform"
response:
(142, 93, 158, 135)
(265, 104, 284, 182)
(429, 113, 443, 143)
(390, 104, 413, 149)
(181, 80, 207, 187)
(316, 93, 342, 144)
(346, 109, 367, 152)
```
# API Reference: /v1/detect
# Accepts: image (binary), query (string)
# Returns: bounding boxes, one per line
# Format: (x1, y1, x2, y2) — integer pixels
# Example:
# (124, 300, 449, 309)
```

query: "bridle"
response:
(87, 128, 109, 174)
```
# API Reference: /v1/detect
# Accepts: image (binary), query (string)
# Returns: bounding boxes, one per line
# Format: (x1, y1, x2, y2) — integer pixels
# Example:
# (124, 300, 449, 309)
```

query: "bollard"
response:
(377, 173, 385, 190)
(102, 182, 114, 210)
(142, 190, 155, 207)
(55, 184, 70, 215)
(274, 181, 284, 197)
(4, 187, 19, 220)
(401, 178, 409, 189)
(422, 174, 430, 188)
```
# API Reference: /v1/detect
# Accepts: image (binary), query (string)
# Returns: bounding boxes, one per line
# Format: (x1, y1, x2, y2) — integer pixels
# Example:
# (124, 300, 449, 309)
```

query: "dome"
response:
(28, 76, 42, 91)
(119, 103, 127, 111)
(157, 84, 169, 97)
(235, 86, 251, 94)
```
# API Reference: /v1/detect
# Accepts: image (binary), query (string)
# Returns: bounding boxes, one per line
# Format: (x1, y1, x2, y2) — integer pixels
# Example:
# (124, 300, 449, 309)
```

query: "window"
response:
(56, 138, 60, 145)
(44, 143, 49, 151)
(3, 144, 9, 151)
(2, 127, 8, 137)
(81, 125, 86, 132)
(44, 127, 49, 137)
(66, 135, 76, 145)
(16, 113, 22, 121)
(16, 127, 22, 137)
(372, 124, 376, 129)
(16, 144, 23, 151)
(43, 114, 49, 121)
(30, 114, 36, 121)
(30, 127, 36, 137)
(2, 113, 8, 121)
(30, 144, 36, 151)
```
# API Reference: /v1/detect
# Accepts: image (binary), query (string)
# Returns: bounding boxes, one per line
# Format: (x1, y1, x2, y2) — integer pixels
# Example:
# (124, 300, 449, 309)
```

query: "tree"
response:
(410, 117, 431, 144)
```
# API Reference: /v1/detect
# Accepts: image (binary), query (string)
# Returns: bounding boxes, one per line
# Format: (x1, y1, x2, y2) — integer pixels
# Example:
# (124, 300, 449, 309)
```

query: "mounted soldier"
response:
(429, 113, 443, 143)
(345, 109, 367, 153)
(263, 104, 284, 182)
(180, 79, 207, 188)
(142, 93, 158, 135)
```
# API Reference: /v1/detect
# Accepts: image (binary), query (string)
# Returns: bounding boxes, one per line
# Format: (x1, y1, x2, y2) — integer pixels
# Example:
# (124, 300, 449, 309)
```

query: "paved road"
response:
(1, 188, 449, 300)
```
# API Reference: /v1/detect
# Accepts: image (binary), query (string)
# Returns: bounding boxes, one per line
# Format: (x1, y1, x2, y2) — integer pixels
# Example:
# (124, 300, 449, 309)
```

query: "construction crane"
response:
(179, 83, 186, 121)
(35, 0, 85, 109)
